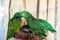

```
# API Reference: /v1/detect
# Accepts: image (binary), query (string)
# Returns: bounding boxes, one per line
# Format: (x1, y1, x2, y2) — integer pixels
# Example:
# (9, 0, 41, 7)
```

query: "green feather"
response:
(7, 12, 21, 40)
(38, 19, 56, 33)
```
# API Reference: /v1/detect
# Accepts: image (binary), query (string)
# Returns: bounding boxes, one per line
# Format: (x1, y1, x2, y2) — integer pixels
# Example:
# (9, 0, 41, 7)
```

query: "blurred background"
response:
(0, 0, 60, 40)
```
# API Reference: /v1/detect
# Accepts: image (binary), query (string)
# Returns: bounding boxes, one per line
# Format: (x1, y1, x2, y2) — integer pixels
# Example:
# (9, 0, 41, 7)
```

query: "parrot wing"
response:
(26, 18, 46, 37)
(38, 19, 56, 33)
(7, 18, 21, 40)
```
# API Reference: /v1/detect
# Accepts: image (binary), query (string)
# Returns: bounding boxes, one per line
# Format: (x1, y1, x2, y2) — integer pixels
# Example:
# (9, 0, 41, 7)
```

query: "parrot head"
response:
(14, 12, 22, 18)
(21, 11, 34, 19)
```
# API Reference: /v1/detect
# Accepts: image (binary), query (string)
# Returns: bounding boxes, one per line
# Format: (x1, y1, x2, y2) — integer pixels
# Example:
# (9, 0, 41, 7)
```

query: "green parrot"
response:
(38, 19, 56, 33)
(20, 11, 56, 38)
(20, 11, 47, 37)
(7, 12, 22, 40)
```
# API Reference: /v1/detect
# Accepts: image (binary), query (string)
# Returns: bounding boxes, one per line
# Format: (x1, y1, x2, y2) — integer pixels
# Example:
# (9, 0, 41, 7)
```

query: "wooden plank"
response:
(39, 0, 47, 20)
(47, 0, 56, 40)
(26, 0, 37, 17)
(9, 0, 11, 19)
(10, 0, 25, 18)
(56, 0, 60, 40)
(4, 0, 10, 40)
(37, 0, 40, 18)
(39, 0, 47, 40)
(54, 0, 57, 40)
